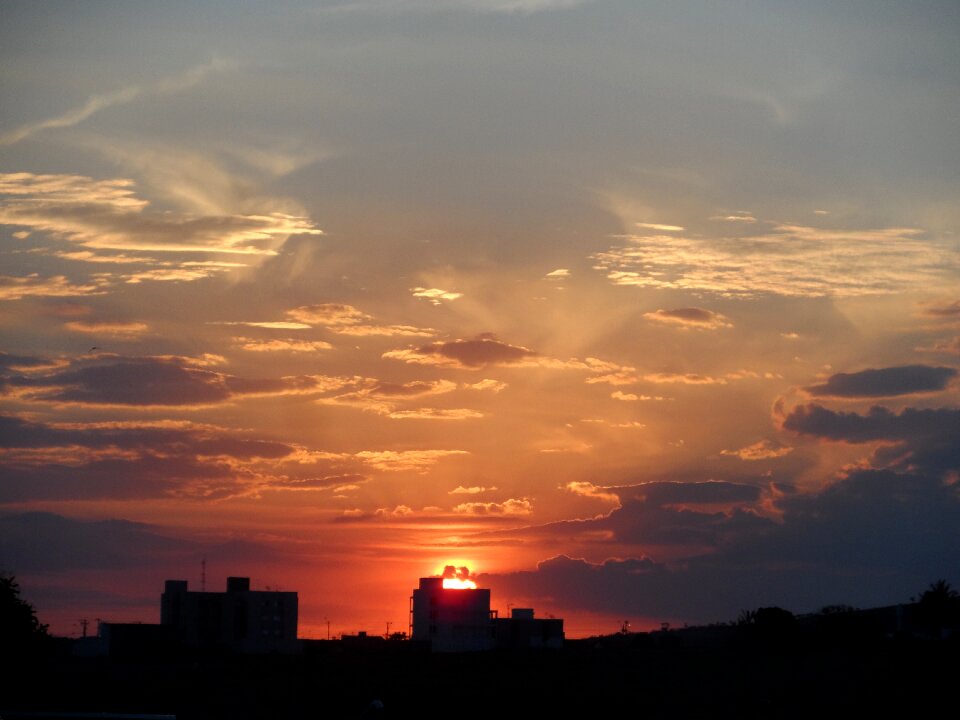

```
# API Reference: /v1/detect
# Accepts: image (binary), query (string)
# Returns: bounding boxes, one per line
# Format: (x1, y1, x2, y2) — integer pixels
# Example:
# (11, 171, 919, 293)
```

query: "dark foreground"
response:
(3, 632, 958, 719)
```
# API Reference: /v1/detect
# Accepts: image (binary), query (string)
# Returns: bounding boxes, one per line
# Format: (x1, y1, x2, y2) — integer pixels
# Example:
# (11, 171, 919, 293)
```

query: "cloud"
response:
(781, 403, 959, 476)
(610, 391, 667, 401)
(64, 321, 149, 338)
(631, 480, 764, 507)
(0, 414, 299, 502)
(643, 307, 732, 330)
(636, 222, 684, 232)
(484, 463, 960, 622)
(711, 212, 757, 223)
(449, 486, 497, 495)
(383, 334, 538, 368)
(386, 408, 484, 420)
(0, 352, 63, 373)
(804, 365, 957, 398)
(916, 337, 960, 356)
(0, 512, 192, 572)
(375, 505, 415, 518)
(720, 440, 794, 461)
(320, 379, 487, 420)
(411, 287, 463, 304)
(0, 172, 321, 260)
(919, 300, 960, 319)
(0, 273, 107, 301)
(564, 481, 620, 504)
(218, 321, 313, 329)
(587, 371, 639, 386)
(234, 338, 333, 352)
(322, 378, 460, 414)
(462, 379, 507, 393)
(643, 372, 726, 385)
(453, 498, 532, 516)
(545, 268, 569, 279)
(593, 224, 955, 298)
(525, 483, 770, 549)
(354, 449, 469, 472)
(286, 304, 370, 326)
(286, 303, 434, 337)
(2, 354, 352, 407)
(0, 58, 233, 146)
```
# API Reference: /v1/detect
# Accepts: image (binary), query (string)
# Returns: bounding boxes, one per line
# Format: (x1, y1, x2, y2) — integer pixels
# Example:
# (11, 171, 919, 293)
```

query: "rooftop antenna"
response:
(201, 557, 206, 592)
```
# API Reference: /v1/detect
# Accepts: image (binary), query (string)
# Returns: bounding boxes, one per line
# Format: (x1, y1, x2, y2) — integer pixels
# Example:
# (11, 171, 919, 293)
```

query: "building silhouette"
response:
(410, 576, 563, 652)
(161, 576, 299, 653)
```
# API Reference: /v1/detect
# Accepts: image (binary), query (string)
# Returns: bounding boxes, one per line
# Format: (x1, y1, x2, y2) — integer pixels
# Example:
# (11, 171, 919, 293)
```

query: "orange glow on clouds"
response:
(439, 563, 477, 589)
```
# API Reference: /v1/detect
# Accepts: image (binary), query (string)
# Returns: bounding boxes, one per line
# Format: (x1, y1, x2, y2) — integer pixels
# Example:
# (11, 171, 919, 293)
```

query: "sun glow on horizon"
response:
(438, 563, 477, 589)
(442, 577, 478, 590)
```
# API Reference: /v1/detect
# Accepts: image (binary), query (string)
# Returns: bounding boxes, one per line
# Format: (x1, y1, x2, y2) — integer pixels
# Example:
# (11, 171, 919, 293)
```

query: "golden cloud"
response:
(594, 223, 954, 297)
(720, 440, 794, 461)
(453, 498, 532, 516)
(643, 307, 732, 330)
(354, 449, 469, 472)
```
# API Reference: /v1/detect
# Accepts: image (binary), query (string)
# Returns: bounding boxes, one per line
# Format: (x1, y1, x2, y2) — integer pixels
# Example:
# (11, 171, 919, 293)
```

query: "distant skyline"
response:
(1, 0, 958, 638)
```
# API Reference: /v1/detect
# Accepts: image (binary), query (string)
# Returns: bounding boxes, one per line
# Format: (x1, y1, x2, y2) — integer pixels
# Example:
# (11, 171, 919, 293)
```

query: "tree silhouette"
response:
(1, 574, 50, 653)
(916, 579, 960, 634)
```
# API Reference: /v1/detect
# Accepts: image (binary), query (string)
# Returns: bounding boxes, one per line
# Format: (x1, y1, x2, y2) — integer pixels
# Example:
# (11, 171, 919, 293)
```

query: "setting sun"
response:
(442, 577, 478, 590)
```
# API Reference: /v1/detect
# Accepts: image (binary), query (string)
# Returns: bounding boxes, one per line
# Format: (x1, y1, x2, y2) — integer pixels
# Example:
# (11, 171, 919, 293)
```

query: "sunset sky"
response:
(1, 1, 959, 639)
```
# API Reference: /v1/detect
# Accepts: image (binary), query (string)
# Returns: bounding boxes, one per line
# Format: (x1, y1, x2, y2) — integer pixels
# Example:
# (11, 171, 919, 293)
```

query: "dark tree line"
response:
(1, 574, 50, 654)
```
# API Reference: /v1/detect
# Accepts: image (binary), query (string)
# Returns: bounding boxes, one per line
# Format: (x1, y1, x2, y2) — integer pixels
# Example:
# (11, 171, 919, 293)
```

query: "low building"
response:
(494, 607, 564, 650)
(161, 575, 299, 653)
(410, 577, 497, 652)
(410, 577, 563, 652)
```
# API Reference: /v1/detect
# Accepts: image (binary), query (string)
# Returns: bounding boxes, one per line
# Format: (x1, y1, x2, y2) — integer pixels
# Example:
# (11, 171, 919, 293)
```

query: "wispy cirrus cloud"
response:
(383, 334, 634, 381)
(0, 58, 234, 146)
(322, 378, 481, 419)
(286, 303, 434, 337)
(354, 449, 469, 472)
(644, 307, 732, 330)
(916, 337, 960, 356)
(383, 334, 538, 368)
(233, 338, 333, 353)
(64, 321, 149, 339)
(0, 172, 321, 258)
(386, 408, 484, 421)
(0, 273, 107, 301)
(0, 414, 298, 502)
(593, 224, 956, 298)
(919, 299, 960, 319)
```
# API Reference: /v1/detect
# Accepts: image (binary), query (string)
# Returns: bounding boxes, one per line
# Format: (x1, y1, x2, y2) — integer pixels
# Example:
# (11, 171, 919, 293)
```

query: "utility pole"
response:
(325, 617, 330, 641)
(386, 621, 392, 639)
(201, 557, 206, 592)
(79, 618, 89, 638)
